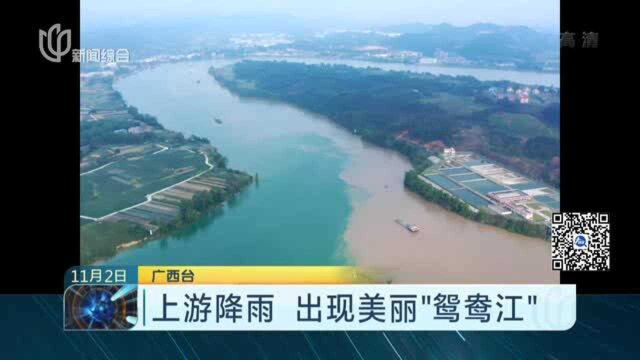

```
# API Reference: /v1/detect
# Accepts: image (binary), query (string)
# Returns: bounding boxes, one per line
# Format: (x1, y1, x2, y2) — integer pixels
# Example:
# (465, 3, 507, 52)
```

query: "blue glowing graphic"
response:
(81, 289, 117, 326)
(65, 285, 138, 330)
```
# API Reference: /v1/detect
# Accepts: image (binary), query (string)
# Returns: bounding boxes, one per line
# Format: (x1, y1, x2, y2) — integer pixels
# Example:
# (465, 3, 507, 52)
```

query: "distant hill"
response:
(317, 23, 559, 71)
(81, 14, 317, 58)
(298, 23, 560, 71)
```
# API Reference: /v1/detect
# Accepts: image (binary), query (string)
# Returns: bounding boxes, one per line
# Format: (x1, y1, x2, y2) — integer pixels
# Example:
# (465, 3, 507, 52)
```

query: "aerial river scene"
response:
(110, 59, 558, 283)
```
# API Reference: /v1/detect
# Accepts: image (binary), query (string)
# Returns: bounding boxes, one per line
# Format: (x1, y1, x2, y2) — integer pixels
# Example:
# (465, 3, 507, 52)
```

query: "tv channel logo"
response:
(39, 24, 71, 63)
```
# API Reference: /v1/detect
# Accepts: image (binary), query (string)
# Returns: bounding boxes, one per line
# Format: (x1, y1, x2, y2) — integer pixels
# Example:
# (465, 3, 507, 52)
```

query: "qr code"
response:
(551, 212, 610, 271)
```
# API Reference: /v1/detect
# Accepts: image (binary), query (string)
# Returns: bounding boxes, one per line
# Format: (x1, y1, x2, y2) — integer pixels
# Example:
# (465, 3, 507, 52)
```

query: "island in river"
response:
(211, 61, 559, 237)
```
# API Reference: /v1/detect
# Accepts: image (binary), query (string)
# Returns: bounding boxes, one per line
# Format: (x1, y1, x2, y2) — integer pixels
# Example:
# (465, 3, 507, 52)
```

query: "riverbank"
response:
(107, 60, 556, 283)
(404, 170, 548, 239)
(80, 74, 253, 264)
(246, 56, 559, 87)
(210, 60, 558, 283)
(212, 61, 557, 237)
(335, 131, 557, 283)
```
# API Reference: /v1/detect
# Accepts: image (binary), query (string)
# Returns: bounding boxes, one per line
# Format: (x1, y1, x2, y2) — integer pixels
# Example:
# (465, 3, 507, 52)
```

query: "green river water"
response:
(110, 60, 352, 265)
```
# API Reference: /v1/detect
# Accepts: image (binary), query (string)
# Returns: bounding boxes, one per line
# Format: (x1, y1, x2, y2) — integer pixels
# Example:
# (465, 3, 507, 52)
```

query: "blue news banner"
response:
(64, 273, 575, 331)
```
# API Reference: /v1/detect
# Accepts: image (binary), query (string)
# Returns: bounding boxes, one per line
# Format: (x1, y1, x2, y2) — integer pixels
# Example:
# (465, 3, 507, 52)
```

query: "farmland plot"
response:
(80, 149, 208, 218)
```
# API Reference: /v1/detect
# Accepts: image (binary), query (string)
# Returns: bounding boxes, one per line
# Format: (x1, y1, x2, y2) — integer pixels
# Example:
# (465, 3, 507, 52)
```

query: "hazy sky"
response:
(82, 0, 558, 31)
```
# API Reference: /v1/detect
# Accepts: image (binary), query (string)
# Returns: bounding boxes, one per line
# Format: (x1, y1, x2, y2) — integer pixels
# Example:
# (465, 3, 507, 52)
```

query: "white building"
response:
(489, 191, 532, 203)
(489, 204, 512, 216)
(443, 147, 456, 157)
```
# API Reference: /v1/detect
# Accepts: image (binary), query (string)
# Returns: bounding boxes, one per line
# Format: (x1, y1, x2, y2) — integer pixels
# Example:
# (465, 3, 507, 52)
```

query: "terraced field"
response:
(80, 149, 209, 218)
(104, 173, 228, 231)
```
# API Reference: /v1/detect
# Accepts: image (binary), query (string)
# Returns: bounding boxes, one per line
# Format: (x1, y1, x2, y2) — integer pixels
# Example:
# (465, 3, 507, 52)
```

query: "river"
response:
(110, 59, 558, 283)
(248, 56, 560, 87)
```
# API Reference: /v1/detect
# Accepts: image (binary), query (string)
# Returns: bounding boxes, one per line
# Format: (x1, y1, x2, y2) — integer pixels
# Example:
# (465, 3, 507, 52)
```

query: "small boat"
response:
(406, 224, 420, 232)
(395, 219, 420, 232)
(213, 118, 223, 124)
